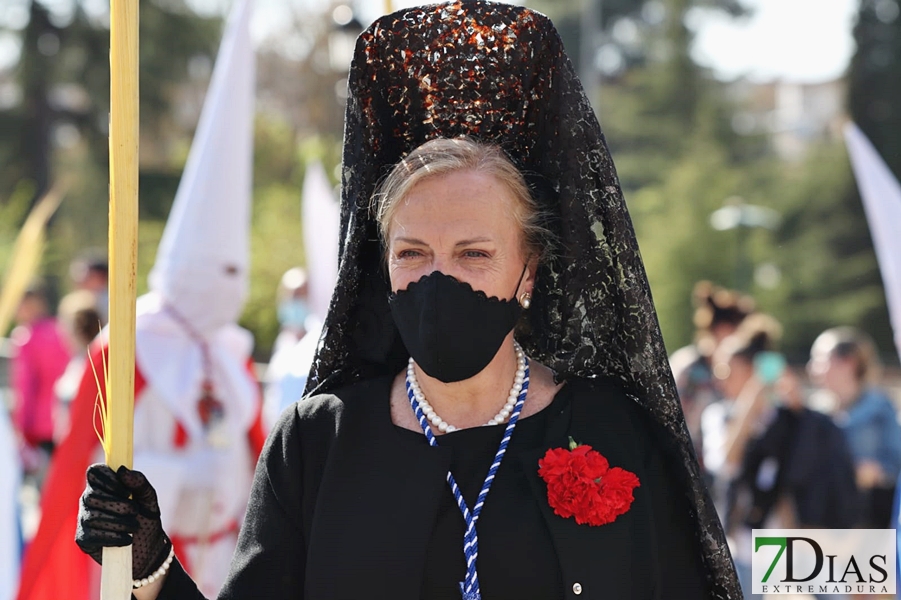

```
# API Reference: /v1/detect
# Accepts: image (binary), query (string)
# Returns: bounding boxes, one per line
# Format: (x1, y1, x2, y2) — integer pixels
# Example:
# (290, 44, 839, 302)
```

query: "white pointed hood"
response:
(301, 161, 340, 323)
(148, 0, 255, 335)
(135, 0, 258, 442)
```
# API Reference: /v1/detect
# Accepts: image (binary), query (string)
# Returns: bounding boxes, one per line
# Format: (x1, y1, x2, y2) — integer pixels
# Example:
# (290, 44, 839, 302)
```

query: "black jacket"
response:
(158, 376, 711, 599)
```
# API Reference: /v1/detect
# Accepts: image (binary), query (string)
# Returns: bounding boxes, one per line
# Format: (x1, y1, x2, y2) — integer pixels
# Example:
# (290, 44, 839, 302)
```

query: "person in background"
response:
(809, 326, 901, 528)
(263, 267, 321, 431)
(10, 282, 71, 487)
(272, 267, 312, 355)
(670, 281, 755, 469)
(69, 250, 109, 325)
(53, 290, 103, 442)
(703, 315, 859, 599)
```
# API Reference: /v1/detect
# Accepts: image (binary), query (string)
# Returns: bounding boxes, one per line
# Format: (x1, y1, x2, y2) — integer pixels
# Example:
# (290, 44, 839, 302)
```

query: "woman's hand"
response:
(736, 377, 768, 421)
(723, 378, 770, 470)
(75, 464, 173, 591)
(774, 369, 805, 411)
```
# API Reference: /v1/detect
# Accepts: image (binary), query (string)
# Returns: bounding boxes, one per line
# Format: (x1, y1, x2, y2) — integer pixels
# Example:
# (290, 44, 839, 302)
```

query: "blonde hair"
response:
(371, 137, 551, 261)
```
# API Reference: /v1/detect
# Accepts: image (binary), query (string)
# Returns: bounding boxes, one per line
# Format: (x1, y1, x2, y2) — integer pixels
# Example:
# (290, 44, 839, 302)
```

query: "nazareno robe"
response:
(16, 340, 265, 600)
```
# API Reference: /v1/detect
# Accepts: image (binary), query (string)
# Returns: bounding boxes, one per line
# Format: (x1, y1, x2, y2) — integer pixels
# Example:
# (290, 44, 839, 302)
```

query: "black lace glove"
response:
(76, 464, 173, 580)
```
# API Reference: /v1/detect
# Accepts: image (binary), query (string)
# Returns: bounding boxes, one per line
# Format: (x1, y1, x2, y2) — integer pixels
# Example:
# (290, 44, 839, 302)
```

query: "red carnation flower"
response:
(538, 437, 640, 526)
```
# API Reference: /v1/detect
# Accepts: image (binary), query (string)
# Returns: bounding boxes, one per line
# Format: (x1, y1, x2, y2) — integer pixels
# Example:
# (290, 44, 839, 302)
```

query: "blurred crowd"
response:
(671, 281, 901, 599)
(6, 251, 108, 489)
(2, 271, 900, 600)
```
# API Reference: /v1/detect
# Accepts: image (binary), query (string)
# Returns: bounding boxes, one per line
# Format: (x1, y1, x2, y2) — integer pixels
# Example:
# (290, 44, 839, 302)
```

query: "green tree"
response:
(849, 0, 901, 178)
(747, 0, 898, 361)
(763, 143, 889, 361)
(0, 0, 223, 279)
(580, 0, 772, 351)
(540, 0, 896, 362)
(783, 0, 901, 361)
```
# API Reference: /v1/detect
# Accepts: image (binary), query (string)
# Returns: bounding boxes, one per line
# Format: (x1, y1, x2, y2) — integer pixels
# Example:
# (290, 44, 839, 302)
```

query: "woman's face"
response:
(387, 169, 534, 300)
(807, 346, 855, 392)
(714, 355, 753, 400)
(15, 295, 45, 326)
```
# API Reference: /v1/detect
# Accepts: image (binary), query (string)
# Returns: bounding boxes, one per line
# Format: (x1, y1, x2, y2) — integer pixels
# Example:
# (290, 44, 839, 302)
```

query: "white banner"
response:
(843, 122, 901, 362)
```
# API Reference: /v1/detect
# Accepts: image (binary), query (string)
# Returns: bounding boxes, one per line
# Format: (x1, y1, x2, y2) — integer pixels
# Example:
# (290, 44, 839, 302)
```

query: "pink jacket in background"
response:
(11, 318, 71, 446)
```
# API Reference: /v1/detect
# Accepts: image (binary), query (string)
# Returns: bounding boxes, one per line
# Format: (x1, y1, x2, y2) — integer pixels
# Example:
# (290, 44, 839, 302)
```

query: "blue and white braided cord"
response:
(405, 354, 530, 600)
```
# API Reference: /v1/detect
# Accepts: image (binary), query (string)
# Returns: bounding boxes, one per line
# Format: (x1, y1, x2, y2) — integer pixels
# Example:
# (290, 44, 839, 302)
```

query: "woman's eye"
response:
(463, 250, 489, 258)
(397, 249, 422, 259)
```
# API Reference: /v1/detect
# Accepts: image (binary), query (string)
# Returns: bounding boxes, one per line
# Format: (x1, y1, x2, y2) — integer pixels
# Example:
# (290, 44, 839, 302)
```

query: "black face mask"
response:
(388, 270, 525, 383)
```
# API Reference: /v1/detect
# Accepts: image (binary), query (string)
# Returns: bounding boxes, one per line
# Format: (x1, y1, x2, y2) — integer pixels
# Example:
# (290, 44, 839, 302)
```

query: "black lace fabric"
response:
(306, 1, 741, 596)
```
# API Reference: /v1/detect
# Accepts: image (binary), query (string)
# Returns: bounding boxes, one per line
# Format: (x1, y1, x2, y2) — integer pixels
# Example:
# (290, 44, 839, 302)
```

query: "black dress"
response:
(406, 390, 567, 599)
(157, 375, 710, 600)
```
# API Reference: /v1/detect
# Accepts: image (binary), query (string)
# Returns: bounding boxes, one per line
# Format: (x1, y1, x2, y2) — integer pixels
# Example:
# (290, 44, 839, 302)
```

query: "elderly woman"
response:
(75, 2, 742, 599)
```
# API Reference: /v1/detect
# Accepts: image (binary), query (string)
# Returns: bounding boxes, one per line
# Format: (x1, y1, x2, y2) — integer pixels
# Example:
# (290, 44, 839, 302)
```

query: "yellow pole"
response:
(384, 0, 391, 14)
(101, 0, 138, 595)
(0, 185, 65, 337)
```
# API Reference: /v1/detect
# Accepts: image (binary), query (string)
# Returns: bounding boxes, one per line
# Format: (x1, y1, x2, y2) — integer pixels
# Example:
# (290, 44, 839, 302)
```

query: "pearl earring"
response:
(520, 292, 532, 309)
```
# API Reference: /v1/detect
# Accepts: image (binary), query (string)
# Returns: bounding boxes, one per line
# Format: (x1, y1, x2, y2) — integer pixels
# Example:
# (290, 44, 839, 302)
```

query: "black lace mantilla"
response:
(305, 1, 741, 596)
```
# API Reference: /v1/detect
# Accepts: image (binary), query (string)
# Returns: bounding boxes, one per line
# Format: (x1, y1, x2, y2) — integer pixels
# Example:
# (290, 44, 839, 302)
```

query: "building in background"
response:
(728, 77, 847, 161)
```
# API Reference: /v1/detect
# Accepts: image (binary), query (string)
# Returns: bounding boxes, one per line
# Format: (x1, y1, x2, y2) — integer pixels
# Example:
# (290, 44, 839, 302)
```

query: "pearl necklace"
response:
(406, 342, 527, 433)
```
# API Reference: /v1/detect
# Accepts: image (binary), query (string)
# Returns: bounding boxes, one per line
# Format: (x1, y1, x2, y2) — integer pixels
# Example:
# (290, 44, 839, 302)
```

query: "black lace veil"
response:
(305, 1, 741, 596)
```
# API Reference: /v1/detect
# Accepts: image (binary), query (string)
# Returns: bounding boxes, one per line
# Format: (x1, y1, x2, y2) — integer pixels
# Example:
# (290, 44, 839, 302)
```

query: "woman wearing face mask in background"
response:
(263, 267, 322, 431)
(809, 326, 901, 529)
(273, 267, 313, 353)
(73, 3, 742, 599)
